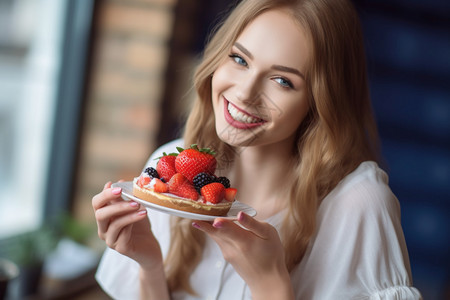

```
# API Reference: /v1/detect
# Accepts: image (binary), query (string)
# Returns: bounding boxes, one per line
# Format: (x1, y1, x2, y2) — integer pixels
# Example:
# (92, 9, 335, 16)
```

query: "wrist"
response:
(249, 268, 294, 300)
(139, 264, 170, 300)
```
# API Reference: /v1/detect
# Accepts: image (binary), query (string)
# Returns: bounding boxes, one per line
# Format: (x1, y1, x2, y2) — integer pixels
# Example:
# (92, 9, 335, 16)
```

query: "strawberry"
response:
(175, 144, 217, 182)
(224, 188, 237, 202)
(168, 173, 199, 200)
(156, 152, 177, 182)
(201, 182, 225, 204)
(153, 178, 169, 193)
(137, 175, 151, 188)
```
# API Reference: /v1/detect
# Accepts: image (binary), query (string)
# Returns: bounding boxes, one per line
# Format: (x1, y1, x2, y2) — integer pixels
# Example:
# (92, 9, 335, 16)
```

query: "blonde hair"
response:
(165, 0, 379, 293)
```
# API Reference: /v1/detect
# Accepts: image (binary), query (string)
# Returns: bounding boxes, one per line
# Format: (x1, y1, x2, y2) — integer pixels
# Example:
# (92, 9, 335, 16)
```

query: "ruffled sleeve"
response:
(292, 162, 422, 299)
(369, 286, 422, 300)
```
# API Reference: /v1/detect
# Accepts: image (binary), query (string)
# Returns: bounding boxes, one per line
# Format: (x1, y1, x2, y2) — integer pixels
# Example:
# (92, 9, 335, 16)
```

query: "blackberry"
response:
(145, 167, 159, 179)
(193, 172, 214, 193)
(216, 176, 230, 188)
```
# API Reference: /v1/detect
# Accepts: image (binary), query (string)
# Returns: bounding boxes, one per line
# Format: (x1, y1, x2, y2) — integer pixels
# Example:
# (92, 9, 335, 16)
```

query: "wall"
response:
(73, 0, 177, 224)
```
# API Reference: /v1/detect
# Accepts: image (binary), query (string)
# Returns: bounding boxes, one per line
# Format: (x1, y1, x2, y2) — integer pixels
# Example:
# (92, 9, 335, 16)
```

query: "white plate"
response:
(112, 181, 257, 221)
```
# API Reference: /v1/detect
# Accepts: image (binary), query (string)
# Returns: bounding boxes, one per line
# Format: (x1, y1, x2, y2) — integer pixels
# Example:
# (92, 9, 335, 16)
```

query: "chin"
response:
(216, 122, 264, 148)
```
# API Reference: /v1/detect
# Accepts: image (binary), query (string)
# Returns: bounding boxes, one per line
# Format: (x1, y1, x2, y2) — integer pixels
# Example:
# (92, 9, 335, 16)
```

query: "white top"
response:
(96, 139, 422, 300)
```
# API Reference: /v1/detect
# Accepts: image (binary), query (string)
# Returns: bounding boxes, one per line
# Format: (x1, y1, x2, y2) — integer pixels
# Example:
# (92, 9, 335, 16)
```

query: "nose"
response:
(235, 72, 260, 104)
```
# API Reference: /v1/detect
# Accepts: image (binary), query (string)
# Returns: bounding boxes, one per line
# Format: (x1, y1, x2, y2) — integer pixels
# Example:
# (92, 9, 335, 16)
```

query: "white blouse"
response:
(95, 139, 422, 300)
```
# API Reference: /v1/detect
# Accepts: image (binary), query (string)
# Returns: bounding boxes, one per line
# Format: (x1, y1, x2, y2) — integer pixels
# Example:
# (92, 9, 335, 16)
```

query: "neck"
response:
(226, 139, 297, 220)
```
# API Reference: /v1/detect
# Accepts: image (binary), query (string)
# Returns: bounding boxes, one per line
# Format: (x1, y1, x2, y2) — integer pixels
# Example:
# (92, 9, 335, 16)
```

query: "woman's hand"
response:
(192, 212, 294, 300)
(92, 181, 163, 270)
(93, 181, 170, 299)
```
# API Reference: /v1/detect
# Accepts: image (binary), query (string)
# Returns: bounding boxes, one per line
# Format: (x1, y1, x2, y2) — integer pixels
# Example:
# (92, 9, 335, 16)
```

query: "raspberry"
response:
(193, 172, 214, 193)
(216, 176, 230, 188)
(145, 167, 159, 178)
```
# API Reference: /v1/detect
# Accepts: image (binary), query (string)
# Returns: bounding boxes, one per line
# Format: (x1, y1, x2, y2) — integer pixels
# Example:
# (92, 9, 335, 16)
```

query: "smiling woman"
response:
(211, 8, 310, 148)
(93, 0, 422, 299)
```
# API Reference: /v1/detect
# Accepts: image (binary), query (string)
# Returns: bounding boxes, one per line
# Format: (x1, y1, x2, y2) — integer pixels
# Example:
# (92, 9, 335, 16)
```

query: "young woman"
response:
(92, 0, 422, 299)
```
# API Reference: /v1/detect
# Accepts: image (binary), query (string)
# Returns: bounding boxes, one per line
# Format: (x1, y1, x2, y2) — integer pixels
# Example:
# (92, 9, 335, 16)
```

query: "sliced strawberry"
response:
(168, 173, 199, 200)
(173, 184, 199, 201)
(167, 173, 186, 189)
(138, 175, 150, 188)
(153, 178, 168, 193)
(201, 182, 225, 204)
(224, 188, 237, 202)
(175, 145, 217, 182)
(156, 153, 177, 182)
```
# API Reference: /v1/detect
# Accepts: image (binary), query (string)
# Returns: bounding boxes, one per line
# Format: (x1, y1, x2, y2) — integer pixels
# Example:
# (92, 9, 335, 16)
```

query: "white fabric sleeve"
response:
(95, 248, 140, 300)
(95, 139, 183, 299)
(293, 162, 422, 299)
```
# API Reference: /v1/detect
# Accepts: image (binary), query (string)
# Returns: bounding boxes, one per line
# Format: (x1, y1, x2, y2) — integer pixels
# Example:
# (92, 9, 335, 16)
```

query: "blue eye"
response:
(229, 54, 248, 67)
(274, 77, 293, 88)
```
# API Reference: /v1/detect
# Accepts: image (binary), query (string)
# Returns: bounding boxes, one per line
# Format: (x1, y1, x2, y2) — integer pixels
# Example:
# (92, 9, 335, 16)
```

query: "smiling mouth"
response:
(222, 99, 266, 130)
(227, 102, 264, 124)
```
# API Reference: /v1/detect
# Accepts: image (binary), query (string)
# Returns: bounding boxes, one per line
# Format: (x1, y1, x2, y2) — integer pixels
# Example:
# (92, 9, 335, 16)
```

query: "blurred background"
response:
(0, 0, 448, 299)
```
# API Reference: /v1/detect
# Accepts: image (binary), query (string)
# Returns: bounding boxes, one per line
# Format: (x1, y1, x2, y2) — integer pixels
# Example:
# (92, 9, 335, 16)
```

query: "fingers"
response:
(236, 211, 272, 240)
(104, 209, 147, 247)
(92, 184, 123, 210)
(192, 212, 276, 244)
(95, 200, 141, 234)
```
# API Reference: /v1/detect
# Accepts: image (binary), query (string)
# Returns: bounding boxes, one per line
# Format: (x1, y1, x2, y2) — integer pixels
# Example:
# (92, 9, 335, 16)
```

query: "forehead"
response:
(236, 8, 310, 69)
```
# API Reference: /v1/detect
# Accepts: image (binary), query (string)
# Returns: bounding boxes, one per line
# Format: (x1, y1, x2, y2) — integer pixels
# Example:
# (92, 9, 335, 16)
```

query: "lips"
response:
(223, 98, 266, 129)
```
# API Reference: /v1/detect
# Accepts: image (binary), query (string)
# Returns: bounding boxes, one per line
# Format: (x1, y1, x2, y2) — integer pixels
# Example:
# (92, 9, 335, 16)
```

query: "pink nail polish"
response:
(112, 187, 122, 195)
(213, 220, 223, 228)
(129, 201, 138, 207)
(137, 210, 147, 216)
(192, 222, 201, 229)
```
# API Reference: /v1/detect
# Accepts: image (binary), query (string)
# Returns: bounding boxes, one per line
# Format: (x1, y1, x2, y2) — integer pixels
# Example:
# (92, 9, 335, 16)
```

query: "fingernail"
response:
(112, 187, 122, 195)
(192, 222, 201, 229)
(238, 211, 246, 221)
(213, 220, 223, 228)
(137, 210, 147, 216)
(129, 201, 139, 207)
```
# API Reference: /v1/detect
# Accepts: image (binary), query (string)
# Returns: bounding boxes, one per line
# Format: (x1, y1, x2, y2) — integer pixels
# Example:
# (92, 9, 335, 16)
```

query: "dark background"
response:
(160, 0, 450, 299)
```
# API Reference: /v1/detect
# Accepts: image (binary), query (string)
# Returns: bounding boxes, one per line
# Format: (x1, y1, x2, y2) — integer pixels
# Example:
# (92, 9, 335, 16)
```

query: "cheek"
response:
(274, 98, 310, 133)
(212, 64, 235, 95)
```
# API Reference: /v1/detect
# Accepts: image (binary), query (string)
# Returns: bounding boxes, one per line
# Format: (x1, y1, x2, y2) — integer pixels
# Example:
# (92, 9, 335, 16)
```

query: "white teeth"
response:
(227, 103, 261, 123)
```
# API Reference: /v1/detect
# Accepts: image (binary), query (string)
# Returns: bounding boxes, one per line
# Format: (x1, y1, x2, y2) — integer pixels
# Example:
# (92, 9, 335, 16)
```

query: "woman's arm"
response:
(193, 211, 294, 300)
(139, 263, 170, 300)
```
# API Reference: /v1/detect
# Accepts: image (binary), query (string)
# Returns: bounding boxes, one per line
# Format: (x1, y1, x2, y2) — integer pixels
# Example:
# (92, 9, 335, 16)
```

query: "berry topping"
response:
(156, 152, 177, 182)
(215, 176, 230, 188)
(201, 182, 225, 204)
(137, 175, 151, 188)
(153, 178, 169, 193)
(145, 167, 159, 178)
(224, 188, 237, 202)
(168, 173, 199, 201)
(193, 172, 215, 193)
(175, 144, 217, 182)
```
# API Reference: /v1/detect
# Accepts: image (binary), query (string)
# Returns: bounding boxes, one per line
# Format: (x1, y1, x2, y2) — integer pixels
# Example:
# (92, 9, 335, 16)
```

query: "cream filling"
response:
(227, 103, 262, 123)
(134, 176, 231, 205)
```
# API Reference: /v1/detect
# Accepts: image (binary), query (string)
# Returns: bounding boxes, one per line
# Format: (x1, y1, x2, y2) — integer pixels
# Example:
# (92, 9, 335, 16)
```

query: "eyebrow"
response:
(234, 42, 253, 59)
(233, 42, 305, 79)
(271, 64, 305, 79)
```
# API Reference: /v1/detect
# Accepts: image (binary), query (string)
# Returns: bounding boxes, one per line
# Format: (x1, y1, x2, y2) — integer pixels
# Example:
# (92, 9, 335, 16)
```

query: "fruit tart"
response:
(133, 145, 237, 216)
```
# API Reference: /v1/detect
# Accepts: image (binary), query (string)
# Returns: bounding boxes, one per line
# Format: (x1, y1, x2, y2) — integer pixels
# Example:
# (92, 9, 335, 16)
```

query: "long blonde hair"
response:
(165, 0, 379, 293)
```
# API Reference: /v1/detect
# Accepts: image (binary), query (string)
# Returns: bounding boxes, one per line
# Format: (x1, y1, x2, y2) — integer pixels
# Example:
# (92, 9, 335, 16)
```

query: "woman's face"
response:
(212, 8, 311, 148)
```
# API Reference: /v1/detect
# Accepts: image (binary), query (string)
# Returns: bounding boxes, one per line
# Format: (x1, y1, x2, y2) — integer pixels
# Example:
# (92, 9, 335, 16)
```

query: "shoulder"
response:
(319, 161, 400, 221)
(143, 138, 184, 169)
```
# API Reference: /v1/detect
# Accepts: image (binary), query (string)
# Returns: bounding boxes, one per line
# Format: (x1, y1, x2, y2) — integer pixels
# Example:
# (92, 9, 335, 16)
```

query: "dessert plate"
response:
(112, 181, 257, 221)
